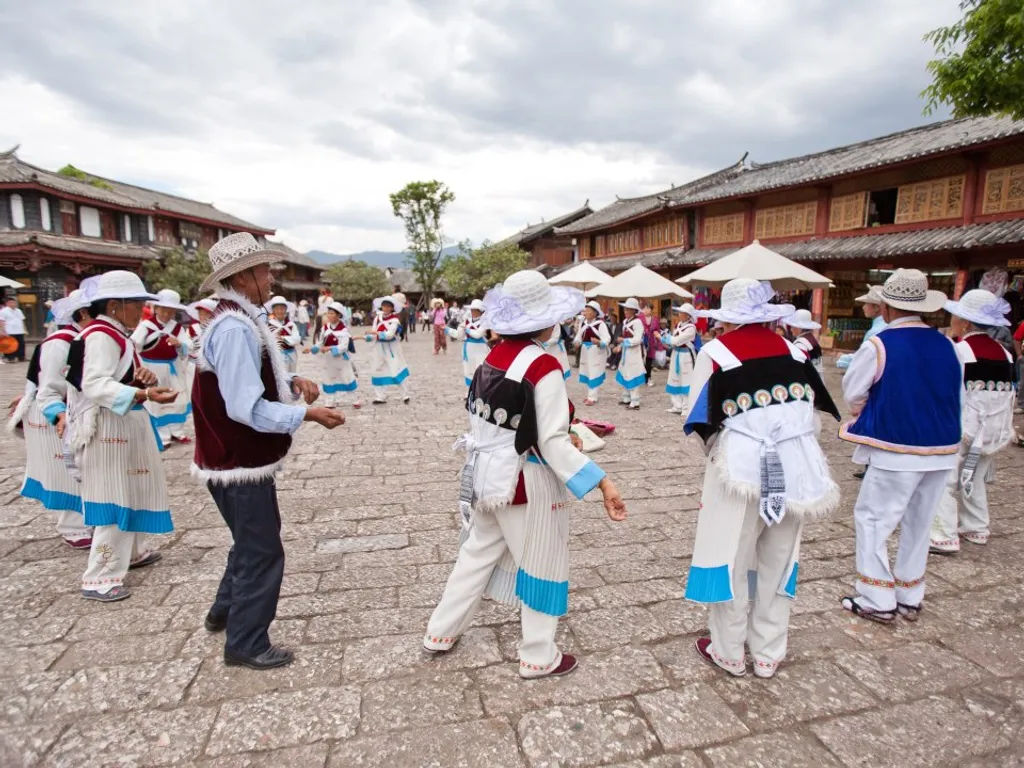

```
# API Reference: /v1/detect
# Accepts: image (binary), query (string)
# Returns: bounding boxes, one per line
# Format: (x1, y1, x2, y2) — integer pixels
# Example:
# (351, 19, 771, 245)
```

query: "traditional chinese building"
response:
(0, 146, 275, 336)
(266, 240, 327, 304)
(499, 202, 593, 271)
(557, 116, 1024, 349)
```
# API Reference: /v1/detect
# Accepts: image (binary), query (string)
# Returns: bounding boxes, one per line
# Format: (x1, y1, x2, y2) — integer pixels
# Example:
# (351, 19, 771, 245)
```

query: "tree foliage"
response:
(57, 164, 114, 191)
(923, 0, 1024, 120)
(323, 259, 391, 310)
(443, 239, 529, 299)
(389, 180, 455, 303)
(143, 247, 211, 302)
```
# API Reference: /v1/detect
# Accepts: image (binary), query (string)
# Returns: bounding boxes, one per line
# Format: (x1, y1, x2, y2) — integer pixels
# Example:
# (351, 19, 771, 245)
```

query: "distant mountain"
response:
(307, 247, 460, 268)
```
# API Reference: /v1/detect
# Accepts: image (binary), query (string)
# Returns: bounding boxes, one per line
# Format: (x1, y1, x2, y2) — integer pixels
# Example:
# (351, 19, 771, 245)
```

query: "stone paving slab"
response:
(2, 333, 1024, 765)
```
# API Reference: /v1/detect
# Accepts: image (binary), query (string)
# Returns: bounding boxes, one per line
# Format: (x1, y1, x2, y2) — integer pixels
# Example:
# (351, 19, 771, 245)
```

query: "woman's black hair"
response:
(500, 329, 548, 342)
(71, 308, 89, 324)
(88, 299, 110, 318)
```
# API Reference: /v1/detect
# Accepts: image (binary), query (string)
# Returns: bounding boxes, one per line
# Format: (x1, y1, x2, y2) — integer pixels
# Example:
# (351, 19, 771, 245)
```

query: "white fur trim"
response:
(6, 388, 33, 435)
(190, 461, 285, 486)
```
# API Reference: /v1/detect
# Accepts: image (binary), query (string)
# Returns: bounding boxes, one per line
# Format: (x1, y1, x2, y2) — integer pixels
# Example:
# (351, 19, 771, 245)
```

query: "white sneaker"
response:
(628, 402, 640, 410)
(667, 407, 683, 414)
(646, 381, 654, 388)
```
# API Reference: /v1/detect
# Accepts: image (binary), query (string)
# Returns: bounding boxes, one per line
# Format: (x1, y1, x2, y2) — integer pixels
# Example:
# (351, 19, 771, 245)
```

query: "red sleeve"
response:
(1014, 321, 1024, 342)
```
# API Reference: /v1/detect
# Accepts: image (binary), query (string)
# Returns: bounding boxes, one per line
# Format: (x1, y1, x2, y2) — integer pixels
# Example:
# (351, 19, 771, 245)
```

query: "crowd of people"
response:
(6, 237, 1020, 678)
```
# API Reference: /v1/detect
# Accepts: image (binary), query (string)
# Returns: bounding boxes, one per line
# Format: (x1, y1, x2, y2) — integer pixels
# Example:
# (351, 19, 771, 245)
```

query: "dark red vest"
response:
(191, 302, 292, 477)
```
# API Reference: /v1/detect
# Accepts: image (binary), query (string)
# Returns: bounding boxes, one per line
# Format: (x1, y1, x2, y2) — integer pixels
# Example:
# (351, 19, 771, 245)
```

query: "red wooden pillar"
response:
(962, 153, 981, 226)
(814, 187, 830, 237)
(742, 201, 756, 245)
(812, 287, 825, 324)
(953, 267, 969, 300)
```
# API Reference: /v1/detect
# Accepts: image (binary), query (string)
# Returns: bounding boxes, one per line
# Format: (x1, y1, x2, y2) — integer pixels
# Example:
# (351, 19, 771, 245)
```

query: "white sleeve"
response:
(532, 370, 606, 499)
(466, 324, 486, 340)
(841, 338, 880, 413)
(284, 323, 301, 347)
(129, 322, 152, 349)
(379, 318, 399, 341)
(82, 334, 137, 414)
(599, 323, 612, 346)
(672, 325, 695, 347)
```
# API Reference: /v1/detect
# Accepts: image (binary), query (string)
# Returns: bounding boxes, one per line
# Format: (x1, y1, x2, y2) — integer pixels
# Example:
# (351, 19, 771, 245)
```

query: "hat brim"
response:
(943, 299, 1011, 327)
(152, 301, 189, 312)
(879, 290, 947, 313)
(199, 248, 289, 293)
(482, 285, 585, 335)
(700, 303, 795, 325)
(783, 318, 822, 330)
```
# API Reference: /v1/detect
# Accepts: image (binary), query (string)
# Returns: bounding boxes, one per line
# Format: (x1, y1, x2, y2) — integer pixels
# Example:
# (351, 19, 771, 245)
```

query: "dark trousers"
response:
(5, 334, 24, 362)
(208, 479, 284, 655)
(644, 356, 654, 382)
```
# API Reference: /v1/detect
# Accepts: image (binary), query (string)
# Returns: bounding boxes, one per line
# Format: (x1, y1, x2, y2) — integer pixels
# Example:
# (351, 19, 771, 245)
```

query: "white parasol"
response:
(548, 261, 613, 291)
(678, 240, 832, 291)
(0, 275, 24, 289)
(587, 264, 693, 300)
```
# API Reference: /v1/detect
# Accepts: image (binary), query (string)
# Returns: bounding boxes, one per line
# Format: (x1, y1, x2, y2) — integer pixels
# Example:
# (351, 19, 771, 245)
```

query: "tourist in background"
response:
(0, 295, 27, 362)
(431, 298, 448, 355)
(640, 303, 662, 387)
(295, 299, 311, 343)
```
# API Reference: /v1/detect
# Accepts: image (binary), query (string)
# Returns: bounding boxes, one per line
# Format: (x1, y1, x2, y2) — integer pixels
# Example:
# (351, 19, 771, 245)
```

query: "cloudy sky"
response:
(0, 0, 959, 255)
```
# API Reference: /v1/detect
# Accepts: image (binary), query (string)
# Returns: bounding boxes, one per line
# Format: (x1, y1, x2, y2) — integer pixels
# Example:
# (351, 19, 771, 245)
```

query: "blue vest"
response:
(841, 325, 961, 454)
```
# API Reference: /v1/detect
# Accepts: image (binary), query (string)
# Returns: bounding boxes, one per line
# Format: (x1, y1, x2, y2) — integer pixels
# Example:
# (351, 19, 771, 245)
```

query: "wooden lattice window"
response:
(894, 174, 965, 224)
(578, 238, 591, 260)
(754, 201, 817, 240)
(829, 192, 868, 232)
(981, 164, 1024, 214)
(702, 212, 744, 245)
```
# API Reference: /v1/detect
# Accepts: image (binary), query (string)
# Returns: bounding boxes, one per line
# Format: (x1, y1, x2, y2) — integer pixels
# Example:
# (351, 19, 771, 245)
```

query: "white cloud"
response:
(0, 0, 959, 254)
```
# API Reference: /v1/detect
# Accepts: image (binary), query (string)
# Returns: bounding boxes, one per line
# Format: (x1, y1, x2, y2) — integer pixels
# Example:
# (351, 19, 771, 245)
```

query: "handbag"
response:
(569, 422, 605, 452)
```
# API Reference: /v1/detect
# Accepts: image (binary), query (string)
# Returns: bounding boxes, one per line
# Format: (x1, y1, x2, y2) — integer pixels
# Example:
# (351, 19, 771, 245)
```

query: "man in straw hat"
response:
(930, 289, 1017, 554)
(839, 268, 963, 624)
(424, 270, 626, 678)
(192, 233, 344, 669)
(131, 288, 194, 447)
(683, 279, 840, 678)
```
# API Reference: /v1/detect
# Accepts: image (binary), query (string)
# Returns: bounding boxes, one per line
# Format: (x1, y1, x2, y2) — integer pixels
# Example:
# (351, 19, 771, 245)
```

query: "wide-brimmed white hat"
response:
(188, 298, 219, 318)
(79, 270, 157, 305)
(782, 308, 822, 331)
(152, 289, 187, 311)
(481, 270, 584, 335)
(299, 299, 309, 306)
(51, 289, 91, 326)
(375, 294, 405, 312)
(584, 300, 603, 317)
(699, 279, 794, 325)
(468, 299, 486, 313)
(325, 301, 346, 316)
(944, 289, 1011, 327)
(855, 285, 885, 304)
(619, 297, 641, 312)
(268, 295, 288, 308)
(673, 302, 697, 318)
(201, 232, 289, 293)
(879, 269, 947, 313)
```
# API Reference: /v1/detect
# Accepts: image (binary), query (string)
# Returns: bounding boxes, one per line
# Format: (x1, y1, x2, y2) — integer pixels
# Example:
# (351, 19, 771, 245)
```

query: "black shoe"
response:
(224, 645, 294, 670)
(204, 611, 228, 633)
(853, 470, 866, 480)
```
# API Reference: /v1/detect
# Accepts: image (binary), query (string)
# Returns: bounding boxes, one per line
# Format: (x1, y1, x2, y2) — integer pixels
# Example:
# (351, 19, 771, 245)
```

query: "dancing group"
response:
(10, 249, 1017, 677)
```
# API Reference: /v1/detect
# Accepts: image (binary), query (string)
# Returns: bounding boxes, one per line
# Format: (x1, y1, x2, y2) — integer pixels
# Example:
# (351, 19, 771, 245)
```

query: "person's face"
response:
(625, 308, 637, 319)
(6, 299, 16, 309)
(327, 309, 340, 324)
(950, 314, 970, 337)
(197, 308, 213, 323)
(272, 304, 287, 320)
(154, 306, 175, 324)
(382, 302, 395, 315)
(111, 300, 144, 330)
(583, 307, 597, 322)
(643, 305, 652, 317)
(230, 265, 274, 301)
(471, 309, 482, 320)
(862, 302, 880, 319)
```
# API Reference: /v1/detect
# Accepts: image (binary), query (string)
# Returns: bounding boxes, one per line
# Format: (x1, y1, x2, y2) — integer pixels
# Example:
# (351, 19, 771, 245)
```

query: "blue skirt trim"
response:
(83, 502, 174, 534)
(783, 562, 799, 598)
(515, 569, 569, 617)
(563, 369, 572, 381)
(665, 384, 690, 395)
(323, 381, 357, 393)
(464, 377, 473, 387)
(684, 564, 733, 603)
(371, 368, 410, 387)
(150, 403, 192, 427)
(21, 478, 82, 513)
(615, 370, 646, 390)
(578, 372, 606, 387)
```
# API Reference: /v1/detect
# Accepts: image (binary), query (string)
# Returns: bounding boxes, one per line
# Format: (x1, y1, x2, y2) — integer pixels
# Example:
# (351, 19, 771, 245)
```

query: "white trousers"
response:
(620, 387, 640, 405)
(853, 467, 948, 611)
(57, 510, 91, 541)
(931, 453, 995, 551)
(708, 501, 802, 676)
(670, 394, 688, 411)
(586, 388, 600, 402)
(426, 503, 559, 674)
(373, 379, 410, 402)
(81, 526, 147, 593)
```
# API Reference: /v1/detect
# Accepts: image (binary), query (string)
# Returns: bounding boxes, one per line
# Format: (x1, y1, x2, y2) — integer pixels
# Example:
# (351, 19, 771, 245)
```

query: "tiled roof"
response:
(266, 239, 323, 270)
(0, 231, 159, 261)
(277, 279, 325, 292)
(677, 219, 1024, 265)
(0, 148, 273, 233)
(500, 203, 593, 245)
(557, 116, 1024, 236)
(549, 247, 687, 275)
(381, 267, 450, 294)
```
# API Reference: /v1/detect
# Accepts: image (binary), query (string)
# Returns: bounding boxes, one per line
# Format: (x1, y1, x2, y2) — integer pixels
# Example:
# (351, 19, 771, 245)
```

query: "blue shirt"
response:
(863, 315, 887, 343)
(204, 315, 305, 435)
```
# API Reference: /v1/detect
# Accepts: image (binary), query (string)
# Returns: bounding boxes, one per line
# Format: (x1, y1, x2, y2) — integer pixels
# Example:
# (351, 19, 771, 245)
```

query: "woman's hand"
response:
(55, 412, 67, 438)
(166, 336, 181, 348)
(599, 477, 627, 522)
(570, 432, 584, 452)
(7, 395, 22, 417)
(302, 348, 312, 354)
(145, 387, 178, 405)
(134, 368, 158, 387)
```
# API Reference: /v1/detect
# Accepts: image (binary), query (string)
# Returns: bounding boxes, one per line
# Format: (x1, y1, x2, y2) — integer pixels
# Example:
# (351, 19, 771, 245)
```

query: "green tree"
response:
(923, 0, 1024, 119)
(143, 247, 211, 302)
(323, 259, 391, 310)
(443, 239, 529, 299)
(389, 180, 455, 303)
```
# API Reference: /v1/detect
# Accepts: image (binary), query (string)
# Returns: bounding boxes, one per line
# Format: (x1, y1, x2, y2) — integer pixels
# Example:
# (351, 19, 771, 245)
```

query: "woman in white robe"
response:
(665, 303, 698, 415)
(614, 298, 646, 409)
(573, 301, 611, 405)
(306, 301, 361, 408)
(447, 298, 489, 386)
(541, 326, 573, 381)
(366, 294, 410, 404)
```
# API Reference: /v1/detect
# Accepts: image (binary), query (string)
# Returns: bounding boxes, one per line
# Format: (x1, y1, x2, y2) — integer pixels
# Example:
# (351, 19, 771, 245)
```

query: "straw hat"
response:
(855, 285, 884, 304)
(699, 279, 794, 325)
(878, 269, 947, 313)
(782, 308, 822, 331)
(673, 302, 697, 318)
(430, 297, 445, 308)
(79, 270, 157, 305)
(944, 289, 1011, 327)
(152, 289, 187, 311)
(619, 297, 641, 312)
(201, 232, 289, 293)
(481, 270, 584, 335)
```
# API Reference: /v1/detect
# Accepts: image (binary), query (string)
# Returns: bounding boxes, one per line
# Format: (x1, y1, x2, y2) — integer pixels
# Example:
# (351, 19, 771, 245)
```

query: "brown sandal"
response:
(897, 602, 922, 622)
(841, 596, 896, 624)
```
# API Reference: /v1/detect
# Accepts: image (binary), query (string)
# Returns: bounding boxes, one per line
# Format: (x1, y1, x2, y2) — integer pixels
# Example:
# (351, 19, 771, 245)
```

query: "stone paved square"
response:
(2, 332, 1024, 766)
